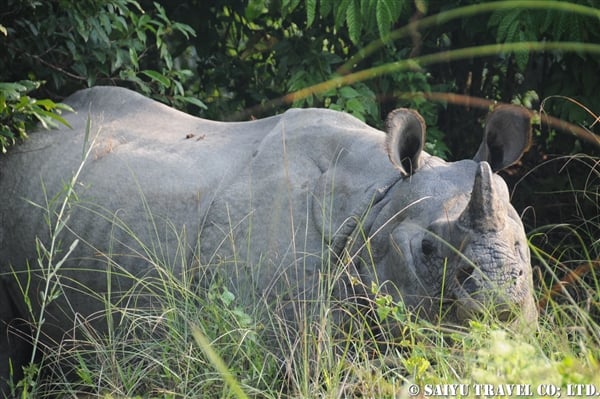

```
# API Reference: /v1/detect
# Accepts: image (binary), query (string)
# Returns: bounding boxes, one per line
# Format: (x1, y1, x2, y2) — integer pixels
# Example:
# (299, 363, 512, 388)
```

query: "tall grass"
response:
(5, 129, 600, 398)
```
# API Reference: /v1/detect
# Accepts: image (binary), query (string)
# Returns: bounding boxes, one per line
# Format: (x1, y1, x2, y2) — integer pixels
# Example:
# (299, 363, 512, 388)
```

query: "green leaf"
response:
(505, 16, 520, 43)
(175, 95, 208, 110)
(141, 70, 170, 87)
(135, 25, 147, 43)
(174, 80, 184, 97)
(376, 0, 394, 41)
(288, 70, 309, 92)
(34, 99, 57, 111)
(153, 1, 168, 23)
(164, 51, 173, 70)
(112, 15, 128, 32)
(0, 82, 27, 97)
(334, 0, 351, 29)
(113, 49, 125, 72)
(361, 0, 377, 33)
(71, 62, 87, 79)
(220, 288, 235, 307)
(345, 98, 366, 119)
(245, 0, 267, 21)
(515, 33, 530, 72)
(320, 0, 333, 19)
(488, 9, 505, 30)
(282, 0, 301, 17)
(306, 0, 317, 27)
(99, 13, 112, 35)
(138, 14, 151, 29)
(495, 9, 521, 42)
(55, 103, 74, 113)
(90, 19, 110, 45)
(346, 0, 360, 45)
(172, 22, 196, 39)
(37, 109, 72, 129)
(129, 47, 139, 70)
(339, 85, 360, 99)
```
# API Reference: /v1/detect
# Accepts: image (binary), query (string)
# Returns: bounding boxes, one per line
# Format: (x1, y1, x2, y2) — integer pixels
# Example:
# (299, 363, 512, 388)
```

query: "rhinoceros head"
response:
(351, 105, 537, 326)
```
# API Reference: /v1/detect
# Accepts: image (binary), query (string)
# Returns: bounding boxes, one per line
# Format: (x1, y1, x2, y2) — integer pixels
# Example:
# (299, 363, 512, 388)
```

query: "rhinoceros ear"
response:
(473, 105, 532, 172)
(385, 108, 426, 176)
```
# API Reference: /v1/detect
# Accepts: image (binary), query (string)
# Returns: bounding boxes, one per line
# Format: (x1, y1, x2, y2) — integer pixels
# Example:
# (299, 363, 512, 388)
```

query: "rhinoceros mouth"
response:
(450, 277, 485, 322)
(448, 275, 518, 323)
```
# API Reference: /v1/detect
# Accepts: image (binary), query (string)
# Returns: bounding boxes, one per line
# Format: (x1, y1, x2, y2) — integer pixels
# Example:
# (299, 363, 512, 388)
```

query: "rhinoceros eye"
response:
(421, 238, 435, 256)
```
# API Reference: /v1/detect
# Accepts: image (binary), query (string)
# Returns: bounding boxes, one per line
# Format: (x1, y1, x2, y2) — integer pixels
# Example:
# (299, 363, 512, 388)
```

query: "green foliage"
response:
(477, 1, 600, 156)
(470, 328, 559, 385)
(169, 0, 449, 155)
(0, 80, 72, 153)
(0, 0, 206, 153)
(489, 4, 599, 72)
(1, 0, 201, 112)
(167, 1, 598, 160)
(305, 0, 407, 44)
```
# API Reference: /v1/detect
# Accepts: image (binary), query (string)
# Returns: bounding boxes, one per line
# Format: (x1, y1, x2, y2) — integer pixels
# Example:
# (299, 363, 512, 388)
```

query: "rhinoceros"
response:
(0, 86, 536, 391)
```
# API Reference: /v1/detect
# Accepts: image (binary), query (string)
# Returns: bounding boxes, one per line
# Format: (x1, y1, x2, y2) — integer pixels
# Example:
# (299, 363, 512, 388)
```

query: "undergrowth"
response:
(4, 128, 600, 398)
(9, 220, 600, 396)
(14, 263, 599, 398)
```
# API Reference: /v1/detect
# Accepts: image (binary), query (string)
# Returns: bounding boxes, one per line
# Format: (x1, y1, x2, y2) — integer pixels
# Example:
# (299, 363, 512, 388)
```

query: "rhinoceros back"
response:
(0, 87, 395, 336)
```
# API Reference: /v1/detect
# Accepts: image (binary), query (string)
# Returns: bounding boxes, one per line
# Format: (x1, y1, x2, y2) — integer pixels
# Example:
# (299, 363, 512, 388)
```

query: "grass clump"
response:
(10, 225, 600, 398)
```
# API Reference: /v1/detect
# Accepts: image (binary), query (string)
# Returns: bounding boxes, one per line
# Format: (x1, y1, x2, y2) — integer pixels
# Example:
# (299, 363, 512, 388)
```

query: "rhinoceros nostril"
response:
(511, 269, 524, 286)
(493, 303, 517, 323)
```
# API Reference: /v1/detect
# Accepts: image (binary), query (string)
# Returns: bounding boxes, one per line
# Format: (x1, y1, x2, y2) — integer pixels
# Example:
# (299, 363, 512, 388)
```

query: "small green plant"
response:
(470, 328, 559, 385)
(0, 80, 72, 153)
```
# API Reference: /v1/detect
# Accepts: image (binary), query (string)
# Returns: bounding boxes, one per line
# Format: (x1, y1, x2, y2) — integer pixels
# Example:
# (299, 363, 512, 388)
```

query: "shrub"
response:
(0, 80, 72, 153)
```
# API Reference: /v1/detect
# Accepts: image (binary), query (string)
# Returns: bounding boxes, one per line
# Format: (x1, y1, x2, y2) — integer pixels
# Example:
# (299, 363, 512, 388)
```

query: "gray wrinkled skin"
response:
(0, 87, 537, 390)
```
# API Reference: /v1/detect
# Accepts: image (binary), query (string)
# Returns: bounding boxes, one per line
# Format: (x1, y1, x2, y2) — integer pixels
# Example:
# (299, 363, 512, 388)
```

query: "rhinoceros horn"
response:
(459, 162, 506, 233)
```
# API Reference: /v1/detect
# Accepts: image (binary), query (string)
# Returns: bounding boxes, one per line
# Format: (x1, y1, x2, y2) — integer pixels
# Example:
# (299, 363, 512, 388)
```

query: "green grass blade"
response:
(190, 323, 249, 399)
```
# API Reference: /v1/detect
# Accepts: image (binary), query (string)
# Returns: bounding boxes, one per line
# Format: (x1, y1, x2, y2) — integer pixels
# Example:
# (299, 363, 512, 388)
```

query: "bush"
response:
(0, 80, 72, 153)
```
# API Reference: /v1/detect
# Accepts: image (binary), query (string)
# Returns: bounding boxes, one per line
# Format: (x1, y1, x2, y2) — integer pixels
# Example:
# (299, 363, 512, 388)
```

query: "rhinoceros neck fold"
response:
(458, 162, 506, 233)
(328, 174, 403, 261)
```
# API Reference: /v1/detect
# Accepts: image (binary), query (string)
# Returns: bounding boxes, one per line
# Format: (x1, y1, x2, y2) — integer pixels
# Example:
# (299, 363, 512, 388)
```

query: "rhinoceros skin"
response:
(0, 86, 536, 390)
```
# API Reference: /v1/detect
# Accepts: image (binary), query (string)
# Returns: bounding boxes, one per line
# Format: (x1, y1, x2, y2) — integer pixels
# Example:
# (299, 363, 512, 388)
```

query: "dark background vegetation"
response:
(1, 0, 599, 301)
